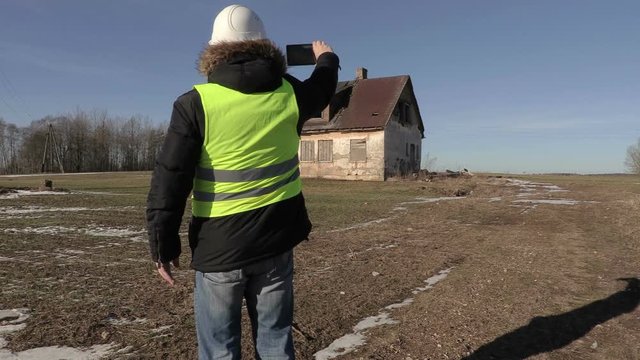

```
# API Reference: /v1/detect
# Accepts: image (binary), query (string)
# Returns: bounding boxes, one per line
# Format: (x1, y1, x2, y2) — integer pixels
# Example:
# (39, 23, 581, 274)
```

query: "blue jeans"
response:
(194, 251, 295, 360)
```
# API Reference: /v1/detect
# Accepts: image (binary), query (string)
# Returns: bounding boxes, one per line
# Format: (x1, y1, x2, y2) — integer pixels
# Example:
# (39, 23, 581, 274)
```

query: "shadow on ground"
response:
(463, 278, 640, 360)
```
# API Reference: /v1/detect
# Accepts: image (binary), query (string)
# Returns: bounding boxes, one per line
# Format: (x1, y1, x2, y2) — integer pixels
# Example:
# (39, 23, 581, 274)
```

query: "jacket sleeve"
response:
(146, 90, 203, 263)
(284, 52, 340, 132)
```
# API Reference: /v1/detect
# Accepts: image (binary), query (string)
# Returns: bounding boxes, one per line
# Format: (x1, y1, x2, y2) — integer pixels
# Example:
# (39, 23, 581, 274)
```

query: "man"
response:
(146, 4, 339, 359)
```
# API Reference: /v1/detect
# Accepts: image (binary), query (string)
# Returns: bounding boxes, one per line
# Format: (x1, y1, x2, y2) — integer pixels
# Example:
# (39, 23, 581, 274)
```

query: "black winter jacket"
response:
(146, 40, 339, 272)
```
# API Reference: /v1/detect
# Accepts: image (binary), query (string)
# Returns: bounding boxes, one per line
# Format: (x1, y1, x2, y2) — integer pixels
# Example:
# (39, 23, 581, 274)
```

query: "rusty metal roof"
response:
(302, 75, 424, 137)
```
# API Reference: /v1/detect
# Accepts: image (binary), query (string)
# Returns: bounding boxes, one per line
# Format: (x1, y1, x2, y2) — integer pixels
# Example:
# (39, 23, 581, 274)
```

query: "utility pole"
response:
(41, 123, 64, 173)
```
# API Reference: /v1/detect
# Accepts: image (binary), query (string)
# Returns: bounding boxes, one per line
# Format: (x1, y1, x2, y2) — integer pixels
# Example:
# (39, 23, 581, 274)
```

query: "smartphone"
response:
(286, 44, 315, 66)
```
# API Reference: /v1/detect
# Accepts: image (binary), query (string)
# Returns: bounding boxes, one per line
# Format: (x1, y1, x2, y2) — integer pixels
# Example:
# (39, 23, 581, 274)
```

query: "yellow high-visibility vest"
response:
(192, 79, 301, 217)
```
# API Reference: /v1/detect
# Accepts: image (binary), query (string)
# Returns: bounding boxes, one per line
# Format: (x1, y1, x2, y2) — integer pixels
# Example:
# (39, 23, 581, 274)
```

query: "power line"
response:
(0, 67, 35, 121)
(0, 94, 24, 120)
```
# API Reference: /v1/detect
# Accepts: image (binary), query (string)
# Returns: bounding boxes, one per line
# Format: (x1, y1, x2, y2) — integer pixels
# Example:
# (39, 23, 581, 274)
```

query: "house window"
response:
(350, 139, 366, 162)
(300, 140, 315, 162)
(399, 102, 410, 125)
(410, 144, 416, 162)
(318, 140, 333, 162)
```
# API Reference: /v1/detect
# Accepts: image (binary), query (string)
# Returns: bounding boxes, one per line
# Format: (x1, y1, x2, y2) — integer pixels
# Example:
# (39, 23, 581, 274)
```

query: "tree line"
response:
(627, 138, 640, 174)
(0, 110, 166, 175)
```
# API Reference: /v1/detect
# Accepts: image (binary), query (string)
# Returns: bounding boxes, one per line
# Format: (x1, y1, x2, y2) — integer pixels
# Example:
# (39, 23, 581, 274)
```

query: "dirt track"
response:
(1, 174, 639, 359)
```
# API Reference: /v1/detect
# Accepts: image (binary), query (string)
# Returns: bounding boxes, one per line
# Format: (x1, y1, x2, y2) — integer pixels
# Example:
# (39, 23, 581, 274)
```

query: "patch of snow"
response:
(504, 178, 569, 196)
(400, 196, 466, 206)
(58, 249, 86, 255)
(328, 216, 396, 233)
(0, 206, 105, 215)
(314, 268, 453, 360)
(519, 205, 538, 214)
(329, 195, 466, 234)
(423, 268, 452, 287)
(128, 236, 146, 243)
(0, 343, 117, 360)
(84, 227, 144, 237)
(314, 333, 366, 360)
(363, 244, 398, 253)
(114, 346, 135, 355)
(3, 225, 145, 239)
(150, 325, 173, 334)
(0, 324, 26, 335)
(0, 311, 20, 323)
(0, 308, 119, 359)
(0, 190, 68, 200)
(124, 258, 147, 263)
(3, 226, 76, 235)
(0, 308, 30, 335)
(505, 179, 549, 187)
(412, 268, 452, 294)
(488, 197, 502, 202)
(70, 191, 128, 196)
(107, 317, 147, 326)
(512, 199, 598, 206)
(385, 298, 414, 310)
(353, 312, 398, 332)
(518, 187, 537, 192)
(0, 172, 147, 178)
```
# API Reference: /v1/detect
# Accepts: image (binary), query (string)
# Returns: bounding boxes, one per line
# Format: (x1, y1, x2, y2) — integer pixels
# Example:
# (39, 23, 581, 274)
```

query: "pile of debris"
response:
(415, 168, 474, 181)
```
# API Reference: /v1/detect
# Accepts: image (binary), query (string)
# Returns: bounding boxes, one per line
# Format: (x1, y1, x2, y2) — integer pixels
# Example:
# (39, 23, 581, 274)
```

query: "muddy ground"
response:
(0, 173, 638, 359)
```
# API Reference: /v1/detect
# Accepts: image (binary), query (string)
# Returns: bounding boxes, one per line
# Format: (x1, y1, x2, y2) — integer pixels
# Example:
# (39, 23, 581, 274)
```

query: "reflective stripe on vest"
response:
(192, 79, 301, 218)
(195, 154, 299, 183)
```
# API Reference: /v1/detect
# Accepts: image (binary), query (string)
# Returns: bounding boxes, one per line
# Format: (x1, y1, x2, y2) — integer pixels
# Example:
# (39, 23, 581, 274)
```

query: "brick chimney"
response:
(321, 105, 330, 121)
(356, 67, 368, 80)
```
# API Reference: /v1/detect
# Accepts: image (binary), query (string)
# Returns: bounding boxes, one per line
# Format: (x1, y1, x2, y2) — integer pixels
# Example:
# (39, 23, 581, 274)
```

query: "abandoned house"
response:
(299, 68, 425, 181)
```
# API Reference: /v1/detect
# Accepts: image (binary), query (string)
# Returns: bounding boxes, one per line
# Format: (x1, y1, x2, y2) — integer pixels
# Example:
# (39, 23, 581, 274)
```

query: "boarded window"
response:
(318, 140, 333, 162)
(300, 141, 315, 162)
(350, 139, 366, 162)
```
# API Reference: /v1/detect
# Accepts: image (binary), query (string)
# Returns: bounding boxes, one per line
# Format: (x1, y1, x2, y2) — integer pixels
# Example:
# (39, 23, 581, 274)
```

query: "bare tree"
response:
(0, 109, 168, 174)
(89, 109, 115, 171)
(6, 123, 21, 173)
(18, 119, 50, 173)
(625, 138, 640, 174)
(118, 115, 143, 171)
(0, 118, 6, 173)
(142, 121, 166, 170)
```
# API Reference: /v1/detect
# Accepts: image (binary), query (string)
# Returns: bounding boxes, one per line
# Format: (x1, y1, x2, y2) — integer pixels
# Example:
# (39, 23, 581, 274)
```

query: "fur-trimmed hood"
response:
(198, 39, 286, 77)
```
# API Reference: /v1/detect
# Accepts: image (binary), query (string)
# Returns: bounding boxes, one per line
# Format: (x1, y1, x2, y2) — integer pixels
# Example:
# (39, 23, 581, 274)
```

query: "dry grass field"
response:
(0, 172, 639, 359)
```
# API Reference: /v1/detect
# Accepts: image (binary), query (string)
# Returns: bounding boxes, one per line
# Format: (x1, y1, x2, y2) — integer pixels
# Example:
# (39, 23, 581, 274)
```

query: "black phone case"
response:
(286, 44, 315, 66)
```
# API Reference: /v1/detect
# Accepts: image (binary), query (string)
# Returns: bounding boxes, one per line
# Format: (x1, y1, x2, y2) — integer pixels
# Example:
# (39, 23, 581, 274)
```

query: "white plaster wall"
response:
(299, 130, 385, 181)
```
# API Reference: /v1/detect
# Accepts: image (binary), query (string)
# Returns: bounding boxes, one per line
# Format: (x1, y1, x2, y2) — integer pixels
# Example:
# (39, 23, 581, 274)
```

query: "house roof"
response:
(302, 75, 425, 137)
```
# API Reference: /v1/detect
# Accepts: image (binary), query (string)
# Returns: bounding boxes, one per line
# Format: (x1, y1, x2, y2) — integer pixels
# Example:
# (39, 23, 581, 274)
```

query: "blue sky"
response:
(1, 0, 638, 173)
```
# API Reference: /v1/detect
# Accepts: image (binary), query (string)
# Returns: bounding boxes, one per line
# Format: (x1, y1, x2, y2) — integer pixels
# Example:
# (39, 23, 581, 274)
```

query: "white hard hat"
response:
(208, 5, 266, 45)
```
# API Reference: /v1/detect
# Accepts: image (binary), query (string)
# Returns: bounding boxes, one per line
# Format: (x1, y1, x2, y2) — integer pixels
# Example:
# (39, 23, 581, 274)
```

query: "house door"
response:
(410, 144, 416, 171)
